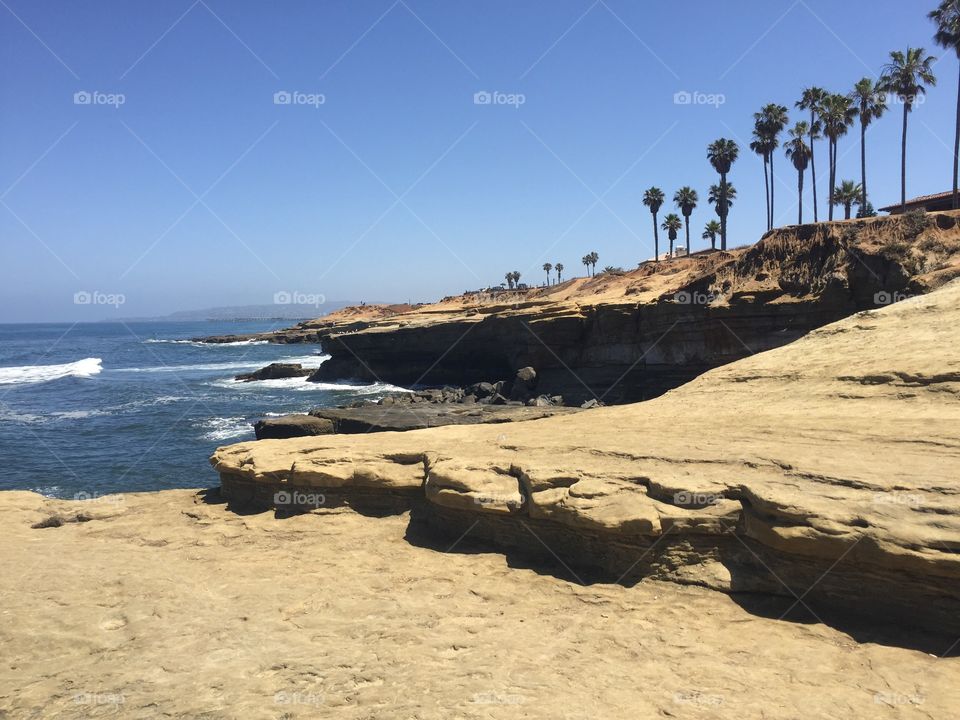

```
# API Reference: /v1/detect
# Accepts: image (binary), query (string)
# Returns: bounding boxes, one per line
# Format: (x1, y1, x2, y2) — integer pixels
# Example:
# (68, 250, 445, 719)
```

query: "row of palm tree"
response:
(541, 262, 565, 285)
(503, 271, 521, 289)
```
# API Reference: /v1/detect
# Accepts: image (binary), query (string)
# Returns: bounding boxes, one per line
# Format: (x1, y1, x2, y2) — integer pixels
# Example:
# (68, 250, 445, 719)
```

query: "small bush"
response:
(903, 209, 932, 238)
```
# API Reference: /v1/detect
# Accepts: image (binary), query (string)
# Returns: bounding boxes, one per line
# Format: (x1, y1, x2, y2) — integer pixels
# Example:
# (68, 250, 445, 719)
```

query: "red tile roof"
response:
(879, 191, 956, 211)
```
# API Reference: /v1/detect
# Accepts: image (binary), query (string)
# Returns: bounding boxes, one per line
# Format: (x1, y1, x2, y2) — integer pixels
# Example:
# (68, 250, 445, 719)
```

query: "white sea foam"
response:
(115, 354, 328, 375)
(212, 375, 407, 393)
(0, 358, 102, 386)
(197, 416, 255, 442)
(143, 338, 270, 347)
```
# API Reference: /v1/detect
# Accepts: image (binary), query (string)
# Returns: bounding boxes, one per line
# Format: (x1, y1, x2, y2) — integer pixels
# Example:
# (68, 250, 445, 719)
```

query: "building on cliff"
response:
(879, 190, 956, 214)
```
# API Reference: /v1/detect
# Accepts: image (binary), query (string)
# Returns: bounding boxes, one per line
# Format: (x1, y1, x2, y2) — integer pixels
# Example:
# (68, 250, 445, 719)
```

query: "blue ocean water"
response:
(0, 321, 404, 498)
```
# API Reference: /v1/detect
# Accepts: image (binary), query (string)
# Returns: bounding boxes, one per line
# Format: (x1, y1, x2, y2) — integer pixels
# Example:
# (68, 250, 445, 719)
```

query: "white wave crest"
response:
(143, 339, 269, 347)
(0, 358, 102, 386)
(197, 416, 254, 442)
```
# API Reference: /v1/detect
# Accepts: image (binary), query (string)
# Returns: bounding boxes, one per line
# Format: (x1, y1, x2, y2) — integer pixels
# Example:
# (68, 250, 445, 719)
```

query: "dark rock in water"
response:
(235, 363, 313, 383)
(254, 415, 335, 440)
(466, 382, 496, 399)
(490, 393, 508, 406)
(309, 404, 579, 434)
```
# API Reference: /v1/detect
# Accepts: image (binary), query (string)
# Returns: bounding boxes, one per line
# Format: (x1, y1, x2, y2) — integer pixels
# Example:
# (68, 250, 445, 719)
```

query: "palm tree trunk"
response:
(762, 156, 771, 231)
(798, 167, 804, 225)
(845, 202, 852, 220)
(720, 173, 728, 251)
(860, 120, 868, 214)
(810, 111, 819, 222)
(652, 213, 659, 262)
(954, 67, 960, 210)
(769, 152, 776, 229)
(827, 138, 837, 222)
(684, 215, 691, 254)
(901, 103, 908, 212)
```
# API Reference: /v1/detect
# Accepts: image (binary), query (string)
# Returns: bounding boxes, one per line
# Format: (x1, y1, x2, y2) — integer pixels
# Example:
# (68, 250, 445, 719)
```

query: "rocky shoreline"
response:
(211, 278, 960, 636)
(201, 212, 960, 406)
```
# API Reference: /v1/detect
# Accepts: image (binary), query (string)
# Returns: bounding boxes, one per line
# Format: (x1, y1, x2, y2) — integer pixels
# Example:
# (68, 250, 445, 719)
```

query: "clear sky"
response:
(1, 0, 955, 321)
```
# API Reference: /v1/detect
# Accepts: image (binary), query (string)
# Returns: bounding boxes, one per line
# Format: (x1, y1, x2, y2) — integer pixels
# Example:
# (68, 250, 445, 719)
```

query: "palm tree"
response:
(819, 93, 856, 221)
(661, 214, 682, 258)
(642, 187, 665, 262)
(582, 255, 592, 277)
(931, 1, 960, 209)
(512, 271, 522, 287)
(849, 78, 887, 213)
(588, 251, 599, 276)
(755, 104, 789, 228)
(880, 48, 938, 212)
(750, 129, 775, 231)
(543, 263, 552, 285)
(784, 122, 812, 225)
(702, 220, 721, 250)
(673, 187, 698, 253)
(708, 182, 737, 249)
(504, 272, 514, 289)
(707, 139, 739, 250)
(555, 263, 564, 283)
(832, 180, 863, 220)
(797, 87, 828, 221)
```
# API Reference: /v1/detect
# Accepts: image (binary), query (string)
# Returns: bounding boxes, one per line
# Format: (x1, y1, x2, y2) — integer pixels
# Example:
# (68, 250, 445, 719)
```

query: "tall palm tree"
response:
(702, 220, 721, 251)
(819, 93, 856, 221)
(588, 251, 599, 275)
(504, 272, 514, 289)
(661, 214, 683, 258)
(797, 87, 828, 221)
(555, 263, 564, 283)
(750, 129, 775, 231)
(755, 104, 789, 228)
(673, 187, 698, 253)
(512, 271, 522, 287)
(931, 1, 960, 209)
(784, 121, 812, 225)
(832, 180, 863, 220)
(849, 78, 887, 213)
(708, 182, 737, 249)
(707, 139, 739, 250)
(642, 187, 665, 262)
(582, 255, 591, 277)
(880, 48, 938, 212)
(543, 263, 552, 285)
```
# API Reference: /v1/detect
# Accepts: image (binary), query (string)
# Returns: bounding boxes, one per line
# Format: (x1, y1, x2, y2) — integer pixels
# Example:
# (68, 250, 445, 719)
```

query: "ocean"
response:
(0, 321, 405, 498)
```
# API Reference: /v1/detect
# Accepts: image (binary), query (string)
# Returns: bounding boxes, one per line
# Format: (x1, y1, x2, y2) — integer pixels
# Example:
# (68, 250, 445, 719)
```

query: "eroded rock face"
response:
(211, 280, 960, 634)
(306, 214, 960, 404)
(254, 415, 334, 440)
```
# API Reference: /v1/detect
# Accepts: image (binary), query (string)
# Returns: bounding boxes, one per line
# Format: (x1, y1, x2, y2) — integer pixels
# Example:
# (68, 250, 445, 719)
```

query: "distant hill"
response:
(118, 301, 365, 323)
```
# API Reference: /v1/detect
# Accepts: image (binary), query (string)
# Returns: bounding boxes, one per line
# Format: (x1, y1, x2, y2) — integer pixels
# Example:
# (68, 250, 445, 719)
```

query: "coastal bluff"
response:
(203, 211, 960, 405)
(212, 278, 960, 635)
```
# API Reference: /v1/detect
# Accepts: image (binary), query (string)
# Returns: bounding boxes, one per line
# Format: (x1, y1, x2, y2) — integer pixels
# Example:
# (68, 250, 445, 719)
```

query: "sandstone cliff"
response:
(212, 277, 960, 634)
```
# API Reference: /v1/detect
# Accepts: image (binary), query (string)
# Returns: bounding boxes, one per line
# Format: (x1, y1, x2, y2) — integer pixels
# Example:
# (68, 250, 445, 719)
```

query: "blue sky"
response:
(1, 0, 955, 321)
